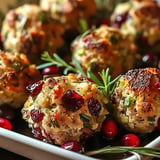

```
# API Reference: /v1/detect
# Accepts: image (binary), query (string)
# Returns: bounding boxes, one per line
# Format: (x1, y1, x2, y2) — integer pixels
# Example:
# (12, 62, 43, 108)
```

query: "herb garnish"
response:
(37, 52, 121, 98)
(86, 146, 160, 158)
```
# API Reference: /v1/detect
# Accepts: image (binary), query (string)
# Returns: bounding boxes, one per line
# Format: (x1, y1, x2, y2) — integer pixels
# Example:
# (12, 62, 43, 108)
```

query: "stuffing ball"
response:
(40, 0, 97, 31)
(0, 50, 41, 108)
(112, 68, 160, 133)
(21, 74, 108, 145)
(111, 0, 160, 49)
(71, 25, 137, 79)
(1, 4, 64, 64)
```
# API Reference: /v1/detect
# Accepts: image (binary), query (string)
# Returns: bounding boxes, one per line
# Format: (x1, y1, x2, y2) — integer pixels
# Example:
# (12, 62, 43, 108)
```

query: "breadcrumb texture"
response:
(112, 68, 160, 133)
(0, 50, 41, 108)
(1, 4, 64, 64)
(71, 25, 137, 79)
(22, 74, 108, 145)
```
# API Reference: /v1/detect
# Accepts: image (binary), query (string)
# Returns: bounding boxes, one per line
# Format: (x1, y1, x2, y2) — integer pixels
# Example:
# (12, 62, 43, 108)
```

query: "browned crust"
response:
(125, 69, 152, 92)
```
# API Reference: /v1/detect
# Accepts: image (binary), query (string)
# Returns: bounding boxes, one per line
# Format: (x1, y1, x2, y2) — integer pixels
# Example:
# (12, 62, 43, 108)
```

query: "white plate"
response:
(0, 127, 160, 160)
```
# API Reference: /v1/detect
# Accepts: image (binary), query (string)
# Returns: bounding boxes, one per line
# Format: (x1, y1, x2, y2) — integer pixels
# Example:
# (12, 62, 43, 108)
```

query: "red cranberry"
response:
(30, 109, 44, 123)
(61, 141, 84, 153)
(42, 65, 59, 75)
(112, 12, 129, 28)
(0, 106, 15, 120)
(62, 90, 84, 111)
(141, 53, 159, 67)
(142, 102, 152, 112)
(0, 118, 12, 130)
(32, 126, 44, 139)
(102, 120, 118, 138)
(79, 76, 95, 83)
(88, 97, 101, 116)
(157, 118, 160, 131)
(26, 80, 44, 97)
(100, 17, 110, 26)
(122, 134, 140, 147)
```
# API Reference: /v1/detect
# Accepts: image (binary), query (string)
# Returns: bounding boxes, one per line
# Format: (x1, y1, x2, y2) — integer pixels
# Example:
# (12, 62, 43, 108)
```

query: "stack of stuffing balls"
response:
(0, 0, 159, 156)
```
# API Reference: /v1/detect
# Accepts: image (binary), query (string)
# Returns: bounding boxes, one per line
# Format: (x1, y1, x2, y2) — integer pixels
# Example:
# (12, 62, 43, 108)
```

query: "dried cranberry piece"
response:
(32, 126, 44, 139)
(30, 109, 44, 123)
(61, 141, 84, 153)
(112, 12, 130, 28)
(26, 80, 44, 97)
(62, 90, 84, 111)
(142, 102, 152, 112)
(88, 97, 101, 116)
(80, 130, 94, 143)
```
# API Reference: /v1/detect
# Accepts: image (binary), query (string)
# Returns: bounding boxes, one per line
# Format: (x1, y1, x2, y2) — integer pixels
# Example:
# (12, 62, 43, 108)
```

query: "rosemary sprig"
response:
(86, 146, 160, 158)
(36, 52, 87, 77)
(37, 52, 120, 98)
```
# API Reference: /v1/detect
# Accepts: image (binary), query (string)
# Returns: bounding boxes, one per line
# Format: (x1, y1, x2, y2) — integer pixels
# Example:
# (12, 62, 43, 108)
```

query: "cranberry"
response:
(0, 106, 15, 120)
(100, 18, 110, 26)
(122, 134, 140, 147)
(142, 102, 152, 112)
(79, 76, 95, 83)
(30, 109, 44, 123)
(102, 120, 118, 138)
(26, 80, 44, 97)
(61, 141, 84, 153)
(112, 12, 129, 28)
(157, 118, 160, 131)
(32, 126, 44, 139)
(0, 118, 12, 130)
(141, 53, 159, 67)
(88, 97, 101, 116)
(42, 65, 59, 75)
(62, 90, 84, 111)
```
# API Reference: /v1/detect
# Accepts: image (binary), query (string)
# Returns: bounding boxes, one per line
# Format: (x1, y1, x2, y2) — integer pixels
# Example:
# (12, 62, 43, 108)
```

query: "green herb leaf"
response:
(86, 146, 160, 158)
(79, 113, 90, 122)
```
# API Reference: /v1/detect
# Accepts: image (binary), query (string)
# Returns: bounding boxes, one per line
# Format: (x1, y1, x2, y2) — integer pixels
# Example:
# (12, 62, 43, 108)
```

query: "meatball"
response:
(111, 0, 160, 49)
(71, 25, 137, 79)
(40, 0, 97, 31)
(0, 50, 41, 108)
(112, 68, 160, 133)
(21, 74, 108, 145)
(1, 4, 64, 64)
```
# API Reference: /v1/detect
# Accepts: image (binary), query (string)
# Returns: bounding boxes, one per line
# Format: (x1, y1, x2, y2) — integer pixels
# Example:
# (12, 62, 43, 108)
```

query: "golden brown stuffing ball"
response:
(111, 0, 160, 47)
(71, 25, 137, 79)
(111, 68, 160, 133)
(40, 0, 97, 31)
(22, 74, 108, 145)
(0, 50, 41, 108)
(1, 4, 64, 64)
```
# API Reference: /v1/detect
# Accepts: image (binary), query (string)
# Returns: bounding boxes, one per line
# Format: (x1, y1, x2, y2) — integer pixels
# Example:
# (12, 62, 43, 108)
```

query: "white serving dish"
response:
(0, 127, 160, 160)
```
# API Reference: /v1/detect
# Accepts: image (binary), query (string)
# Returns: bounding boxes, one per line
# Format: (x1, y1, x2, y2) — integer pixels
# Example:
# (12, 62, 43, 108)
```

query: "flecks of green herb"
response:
(148, 116, 156, 122)
(124, 97, 131, 107)
(19, 16, 28, 29)
(52, 120, 59, 128)
(83, 123, 92, 129)
(86, 146, 160, 158)
(38, 11, 46, 23)
(80, 113, 90, 122)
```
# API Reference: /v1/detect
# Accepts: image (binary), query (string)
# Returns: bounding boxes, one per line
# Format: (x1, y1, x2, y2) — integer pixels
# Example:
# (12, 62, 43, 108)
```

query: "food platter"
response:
(0, 0, 160, 160)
